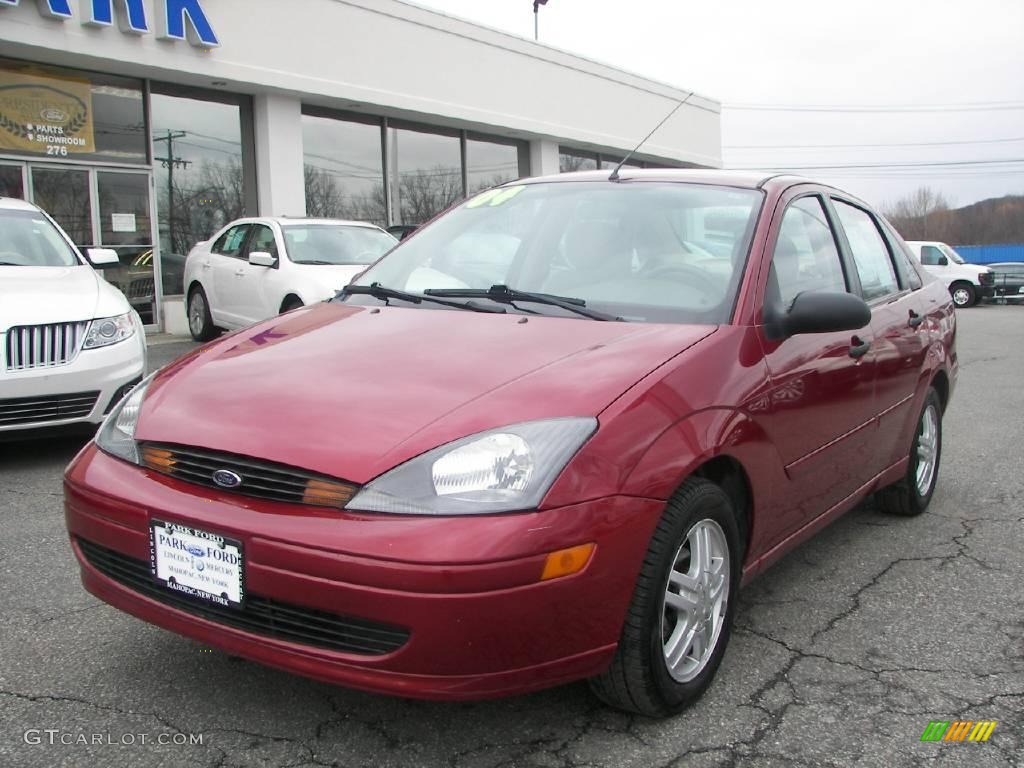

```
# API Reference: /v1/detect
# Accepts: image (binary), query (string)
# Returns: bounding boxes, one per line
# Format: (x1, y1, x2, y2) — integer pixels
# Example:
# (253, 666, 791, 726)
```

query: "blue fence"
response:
(955, 243, 1024, 265)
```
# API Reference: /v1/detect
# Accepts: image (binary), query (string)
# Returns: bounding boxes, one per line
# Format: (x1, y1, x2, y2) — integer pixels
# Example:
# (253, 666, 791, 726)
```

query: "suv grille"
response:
(5, 321, 89, 370)
(0, 391, 99, 427)
(978, 271, 995, 285)
(140, 443, 358, 509)
(77, 538, 410, 656)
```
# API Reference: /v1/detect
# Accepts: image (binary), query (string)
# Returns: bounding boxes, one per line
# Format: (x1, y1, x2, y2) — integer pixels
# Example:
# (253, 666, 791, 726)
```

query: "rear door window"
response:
(832, 200, 900, 301)
(212, 224, 251, 258)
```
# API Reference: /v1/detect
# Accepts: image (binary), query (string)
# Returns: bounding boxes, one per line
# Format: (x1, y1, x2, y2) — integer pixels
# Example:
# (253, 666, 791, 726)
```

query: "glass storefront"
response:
(387, 125, 462, 226)
(466, 137, 522, 195)
(150, 87, 254, 296)
(301, 113, 385, 225)
(560, 147, 661, 173)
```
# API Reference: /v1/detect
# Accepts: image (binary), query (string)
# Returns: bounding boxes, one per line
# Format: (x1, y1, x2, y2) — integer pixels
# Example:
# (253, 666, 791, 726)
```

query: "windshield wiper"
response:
(424, 284, 625, 321)
(0, 261, 23, 266)
(339, 282, 506, 314)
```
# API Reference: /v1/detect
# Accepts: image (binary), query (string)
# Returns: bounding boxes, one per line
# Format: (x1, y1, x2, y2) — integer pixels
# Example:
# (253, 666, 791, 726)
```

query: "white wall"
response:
(0, 0, 721, 167)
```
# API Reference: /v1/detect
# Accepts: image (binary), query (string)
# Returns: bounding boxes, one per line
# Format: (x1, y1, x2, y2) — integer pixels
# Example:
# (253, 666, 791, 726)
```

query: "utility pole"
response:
(153, 130, 190, 254)
(533, 0, 548, 41)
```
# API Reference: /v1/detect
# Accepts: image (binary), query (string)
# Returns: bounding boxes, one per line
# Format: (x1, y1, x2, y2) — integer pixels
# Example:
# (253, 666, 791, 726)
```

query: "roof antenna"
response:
(609, 92, 693, 181)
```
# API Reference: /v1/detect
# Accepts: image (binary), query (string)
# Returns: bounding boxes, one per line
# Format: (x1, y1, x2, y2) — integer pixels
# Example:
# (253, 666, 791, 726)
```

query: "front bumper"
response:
(0, 332, 145, 432)
(64, 445, 665, 700)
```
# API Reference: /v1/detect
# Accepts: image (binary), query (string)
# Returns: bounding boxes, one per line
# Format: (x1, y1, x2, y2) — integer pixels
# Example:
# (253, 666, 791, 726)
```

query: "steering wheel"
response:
(641, 261, 724, 296)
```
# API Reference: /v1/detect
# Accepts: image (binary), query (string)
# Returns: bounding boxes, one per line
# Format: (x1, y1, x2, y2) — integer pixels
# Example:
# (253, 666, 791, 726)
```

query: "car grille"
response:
(140, 443, 359, 509)
(979, 271, 995, 285)
(0, 391, 99, 427)
(77, 538, 410, 656)
(4, 321, 89, 370)
(126, 277, 154, 301)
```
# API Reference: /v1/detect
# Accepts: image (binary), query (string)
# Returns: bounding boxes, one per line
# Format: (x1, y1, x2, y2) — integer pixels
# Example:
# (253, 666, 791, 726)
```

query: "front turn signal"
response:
(540, 543, 595, 581)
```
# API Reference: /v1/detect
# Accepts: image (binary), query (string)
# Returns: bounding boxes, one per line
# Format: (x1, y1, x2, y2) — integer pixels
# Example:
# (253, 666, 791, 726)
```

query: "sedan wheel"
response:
(589, 478, 740, 716)
(187, 288, 219, 342)
(876, 387, 943, 516)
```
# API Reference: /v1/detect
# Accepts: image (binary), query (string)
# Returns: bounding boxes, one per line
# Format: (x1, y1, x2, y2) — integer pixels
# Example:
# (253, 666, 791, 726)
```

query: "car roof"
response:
(267, 217, 385, 229)
(521, 168, 808, 190)
(0, 197, 42, 212)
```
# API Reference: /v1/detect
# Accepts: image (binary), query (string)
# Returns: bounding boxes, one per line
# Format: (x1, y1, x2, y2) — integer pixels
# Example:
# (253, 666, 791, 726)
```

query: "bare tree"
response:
(882, 186, 952, 241)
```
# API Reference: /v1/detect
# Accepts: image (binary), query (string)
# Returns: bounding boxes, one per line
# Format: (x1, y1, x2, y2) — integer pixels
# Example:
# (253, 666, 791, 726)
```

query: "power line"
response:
(725, 100, 1024, 113)
(729, 158, 1024, 171)
(725, 136, 1024, 150)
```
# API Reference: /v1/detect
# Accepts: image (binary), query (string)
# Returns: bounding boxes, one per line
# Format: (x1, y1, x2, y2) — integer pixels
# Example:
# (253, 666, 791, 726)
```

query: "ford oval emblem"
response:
(212, 469, 242, 489)
(187, 545, 206, 557)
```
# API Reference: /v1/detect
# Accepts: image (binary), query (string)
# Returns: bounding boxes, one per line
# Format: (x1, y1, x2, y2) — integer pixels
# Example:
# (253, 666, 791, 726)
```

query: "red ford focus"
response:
(64, 170, 956, 716)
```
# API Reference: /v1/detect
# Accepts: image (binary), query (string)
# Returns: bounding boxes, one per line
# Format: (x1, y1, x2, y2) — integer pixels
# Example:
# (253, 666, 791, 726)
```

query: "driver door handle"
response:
(234, 269, 246, 277)
(908, 310, 924, 328)
(849, 336, 871, 358)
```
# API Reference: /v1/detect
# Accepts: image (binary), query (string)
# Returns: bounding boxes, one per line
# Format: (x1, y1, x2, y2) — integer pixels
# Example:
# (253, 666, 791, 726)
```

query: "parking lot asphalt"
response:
(1, 307, 1021, 768)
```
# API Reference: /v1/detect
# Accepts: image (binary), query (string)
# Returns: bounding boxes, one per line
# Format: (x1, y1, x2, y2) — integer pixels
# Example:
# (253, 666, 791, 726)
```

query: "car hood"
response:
(0, 265, 125, 332)
(139, 302, 715, 483)
(297, 264, 367, 298)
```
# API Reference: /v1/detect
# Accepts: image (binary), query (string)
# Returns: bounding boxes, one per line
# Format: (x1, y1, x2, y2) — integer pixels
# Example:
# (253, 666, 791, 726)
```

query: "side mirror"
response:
(248, 251, 277, 267)
(85, 247, 120, 267)
(767, 291, 871, 340)
(937, 255, 949, 266)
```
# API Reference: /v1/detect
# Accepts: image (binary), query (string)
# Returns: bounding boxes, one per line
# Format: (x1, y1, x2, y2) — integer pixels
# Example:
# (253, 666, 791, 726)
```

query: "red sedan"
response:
(64, 170, 956, 716)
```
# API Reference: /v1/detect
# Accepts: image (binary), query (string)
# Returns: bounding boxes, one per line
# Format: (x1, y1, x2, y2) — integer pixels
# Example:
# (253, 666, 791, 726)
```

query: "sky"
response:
(411, 0, 1024, 211)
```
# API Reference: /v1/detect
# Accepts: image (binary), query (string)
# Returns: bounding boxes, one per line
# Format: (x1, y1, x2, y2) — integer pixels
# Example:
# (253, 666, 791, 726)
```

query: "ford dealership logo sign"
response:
(0, 0, 220, 48)
(186, 544, 205, 557)
(212, 469, 242, 489)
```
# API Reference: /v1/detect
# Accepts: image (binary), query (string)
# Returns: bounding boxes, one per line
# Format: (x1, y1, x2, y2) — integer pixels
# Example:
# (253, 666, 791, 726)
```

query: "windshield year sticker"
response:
(466, 185, 525, 209)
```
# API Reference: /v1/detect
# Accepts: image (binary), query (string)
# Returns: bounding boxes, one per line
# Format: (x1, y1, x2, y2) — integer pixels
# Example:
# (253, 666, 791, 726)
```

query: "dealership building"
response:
(0, 0, 722, 332)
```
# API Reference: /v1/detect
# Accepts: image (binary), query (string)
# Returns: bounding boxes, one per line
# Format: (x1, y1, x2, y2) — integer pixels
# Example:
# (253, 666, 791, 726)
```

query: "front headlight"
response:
(95, 373, 155, 465)
(347, 417, 597, 515)
(84, 312, 136, 349)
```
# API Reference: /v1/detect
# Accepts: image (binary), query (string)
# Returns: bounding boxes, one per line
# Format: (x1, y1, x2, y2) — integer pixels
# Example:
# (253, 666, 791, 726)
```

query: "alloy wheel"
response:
(915, 403, 940, 497)
(188, 293, 206, 337)
(661, 518, 730, 683)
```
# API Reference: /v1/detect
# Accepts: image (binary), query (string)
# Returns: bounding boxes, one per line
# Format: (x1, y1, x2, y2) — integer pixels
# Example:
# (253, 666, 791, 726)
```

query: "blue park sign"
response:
(0, 0, 220, 47)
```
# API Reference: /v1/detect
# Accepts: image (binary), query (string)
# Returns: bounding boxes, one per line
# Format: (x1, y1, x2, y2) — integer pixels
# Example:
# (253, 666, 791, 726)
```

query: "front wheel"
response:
(875, 388, 943, 516)
(950, 283, 976, 309)
(589, 478, 740, 716)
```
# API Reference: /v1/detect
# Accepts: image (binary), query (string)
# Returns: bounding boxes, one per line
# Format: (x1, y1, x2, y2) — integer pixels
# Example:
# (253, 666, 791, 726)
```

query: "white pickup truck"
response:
(905, 241, 995, 308)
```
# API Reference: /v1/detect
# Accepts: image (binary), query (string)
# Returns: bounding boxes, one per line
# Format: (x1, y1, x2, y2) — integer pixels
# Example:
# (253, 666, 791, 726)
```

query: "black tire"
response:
(280, 297, 304, 313)
(950, 283, 976, 309)
(875, 388, 943, 516)
(187, 286, 219, 342)
(589, 478, 741, 716)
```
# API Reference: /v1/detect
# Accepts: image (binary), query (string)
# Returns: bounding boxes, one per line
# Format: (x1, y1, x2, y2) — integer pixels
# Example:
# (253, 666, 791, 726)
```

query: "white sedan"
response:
(0, 197, 146, 438)
(183, 217, 397, 340)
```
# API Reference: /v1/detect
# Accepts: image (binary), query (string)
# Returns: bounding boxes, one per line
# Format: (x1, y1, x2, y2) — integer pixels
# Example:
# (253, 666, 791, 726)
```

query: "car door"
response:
(831, 199, 930, 473)
(229, 222, 282, 325)
(208, 222, 252, 328)
(756, 191, 879, 525)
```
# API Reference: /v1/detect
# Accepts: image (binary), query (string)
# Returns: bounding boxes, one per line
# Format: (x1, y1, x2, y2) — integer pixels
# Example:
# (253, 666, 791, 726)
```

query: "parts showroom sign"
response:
(0, 69, 95, 157)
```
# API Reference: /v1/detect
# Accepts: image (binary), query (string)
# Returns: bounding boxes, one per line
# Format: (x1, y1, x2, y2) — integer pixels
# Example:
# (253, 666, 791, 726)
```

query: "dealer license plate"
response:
(149, 520, 244, 608)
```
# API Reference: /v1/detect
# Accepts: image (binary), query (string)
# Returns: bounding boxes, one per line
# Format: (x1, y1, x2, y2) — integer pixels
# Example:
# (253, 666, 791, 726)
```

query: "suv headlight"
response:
(95, 373, 155, 465)
(347, 417, 597, 515)
(84, 312, 136, 349)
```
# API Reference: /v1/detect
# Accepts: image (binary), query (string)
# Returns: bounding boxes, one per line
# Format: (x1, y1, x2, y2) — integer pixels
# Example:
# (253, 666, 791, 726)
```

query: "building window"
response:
(0, 57, 146, 164)
(466, 136, 524, 194)
(559, 148, 598, 172)
(301, 111, 386, 226)
(386, 124, 462, 226)
(150, 85, 255, 295)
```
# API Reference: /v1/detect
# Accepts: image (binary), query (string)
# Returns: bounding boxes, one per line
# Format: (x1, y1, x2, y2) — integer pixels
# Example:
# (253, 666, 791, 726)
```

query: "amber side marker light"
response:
(541, 543, 596, 581)
(141, 446, 176, 471)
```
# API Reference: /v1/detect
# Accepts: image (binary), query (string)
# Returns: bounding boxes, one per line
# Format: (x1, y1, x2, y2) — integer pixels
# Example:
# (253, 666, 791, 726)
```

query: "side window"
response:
(212, 224, 251, 258)
(770, 196, 847, 308)
(879, 220, 923, 290)
(246, 224, 278, 259)
(832, 200, 899, 302)
(920, 245, 944, 266)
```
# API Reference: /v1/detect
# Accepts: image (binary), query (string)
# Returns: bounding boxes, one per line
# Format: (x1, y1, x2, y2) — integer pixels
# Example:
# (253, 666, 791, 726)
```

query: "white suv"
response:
(183, 217, 397, 340)
(0, 198, 146, 438)
(905, 241, 995, 308)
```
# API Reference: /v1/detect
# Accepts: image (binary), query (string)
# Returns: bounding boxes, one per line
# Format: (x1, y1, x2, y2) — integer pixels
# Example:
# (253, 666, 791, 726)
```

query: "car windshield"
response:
(940, 244, 965, 265)
(281, 224, 397, 265)
(343, 181, 763, 324)
(0, 209, 80, 267)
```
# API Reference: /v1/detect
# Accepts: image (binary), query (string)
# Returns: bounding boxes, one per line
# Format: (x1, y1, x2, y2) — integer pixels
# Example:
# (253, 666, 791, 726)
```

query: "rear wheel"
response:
(950, 282, 976, 309)
(280, 297, 304, 313)
(187, 286, 219, 342)
(876, 388, 943, 516)
(589, 478, 740, 716)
